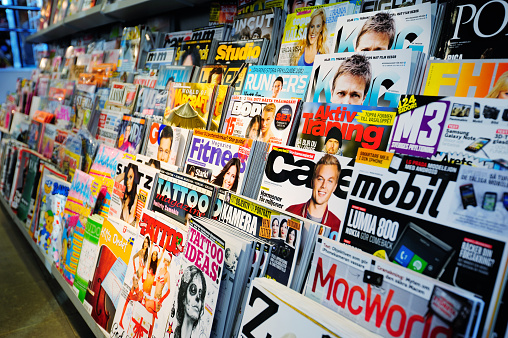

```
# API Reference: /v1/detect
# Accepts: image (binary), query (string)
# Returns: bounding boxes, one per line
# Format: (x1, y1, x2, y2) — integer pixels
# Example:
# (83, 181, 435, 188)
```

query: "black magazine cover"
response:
(437, 0, 508, 59)
(149, 169, 217, 225)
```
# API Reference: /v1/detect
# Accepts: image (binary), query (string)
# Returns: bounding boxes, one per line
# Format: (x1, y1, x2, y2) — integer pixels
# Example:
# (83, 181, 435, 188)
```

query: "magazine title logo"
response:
(185, 227, 224, 282)
(188, 138, 247, 174)
(301, 106, 386, 149)
(311, 257, 450, 337)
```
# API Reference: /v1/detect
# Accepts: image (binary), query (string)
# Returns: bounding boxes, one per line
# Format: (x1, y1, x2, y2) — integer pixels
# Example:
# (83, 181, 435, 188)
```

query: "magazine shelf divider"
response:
(0, 194, 108, 338)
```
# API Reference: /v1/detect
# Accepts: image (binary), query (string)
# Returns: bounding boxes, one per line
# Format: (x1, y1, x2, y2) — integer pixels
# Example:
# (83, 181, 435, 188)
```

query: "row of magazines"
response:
(4, 0, 508, 336)
(0, 119, 507, 337)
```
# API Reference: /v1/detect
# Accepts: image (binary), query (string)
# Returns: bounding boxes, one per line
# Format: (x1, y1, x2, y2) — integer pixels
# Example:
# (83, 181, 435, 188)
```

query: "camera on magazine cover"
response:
(483, 106, 500, 120)
(502, 109, 508, 121)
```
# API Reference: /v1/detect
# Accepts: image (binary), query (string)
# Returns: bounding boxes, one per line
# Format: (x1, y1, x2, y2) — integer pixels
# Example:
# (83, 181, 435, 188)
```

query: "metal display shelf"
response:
(0, 195, 108, 338)
(64, 5, 116, 31)
(26, 0, 210, 44)
(26, 21, 80, 43)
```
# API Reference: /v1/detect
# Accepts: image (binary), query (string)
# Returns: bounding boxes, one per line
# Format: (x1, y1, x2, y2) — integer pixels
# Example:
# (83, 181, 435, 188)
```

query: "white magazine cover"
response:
(257, 144, 355, 240)
(339, 152, 508, 336)
(220, 95, 300, 144)
(184, 129, 255, 194)
(170, 219, 225, 338)
(277, 2, 355, 66)
(306, 49, 412, 108)
(389, 96, 508, 167)
(333, 3, 432, 56)
(110, 210, 187, 338)
(240, 277, 380, 338)
(306, 237, 484, 337)
(144, 121, 187, 166)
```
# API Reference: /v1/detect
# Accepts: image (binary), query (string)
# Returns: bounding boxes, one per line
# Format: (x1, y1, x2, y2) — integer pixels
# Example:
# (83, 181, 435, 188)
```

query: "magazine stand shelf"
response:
(64, 5, 117, 31)
(0, 195, 109, 338)
(26, 0, 211, 44)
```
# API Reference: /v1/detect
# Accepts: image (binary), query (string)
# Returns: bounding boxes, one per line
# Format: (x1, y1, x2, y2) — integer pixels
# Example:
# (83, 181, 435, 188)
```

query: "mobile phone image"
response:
(503, 192, 508, 211)
(465, 138, 490, 153)
(474, 102, 480, 119)
(460, 184, 477, 209)
(482, 192, 497, 211)
(388, 222, 454, 279)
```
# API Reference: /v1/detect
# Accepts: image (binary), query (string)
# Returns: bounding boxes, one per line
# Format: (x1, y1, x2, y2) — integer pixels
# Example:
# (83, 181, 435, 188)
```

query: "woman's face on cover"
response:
(280, 221, 288, 238)
(272, 219, 279, 237)
(126, 168, 135, 193)
(308, 15, 323, 47)
(124, 125, 131, 141)
(248, 122, 259, 139)
(498, 90, 508, 99)
(143, 237, 149, 249)
(222, 165, 237, 190)
(185, 275, 203, 321)
(289, 229, 295, 243)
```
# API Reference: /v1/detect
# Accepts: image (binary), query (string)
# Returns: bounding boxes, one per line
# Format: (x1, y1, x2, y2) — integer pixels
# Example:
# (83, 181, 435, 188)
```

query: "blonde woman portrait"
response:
(487, 72, 508, 99)
(292, 8, 328, 67)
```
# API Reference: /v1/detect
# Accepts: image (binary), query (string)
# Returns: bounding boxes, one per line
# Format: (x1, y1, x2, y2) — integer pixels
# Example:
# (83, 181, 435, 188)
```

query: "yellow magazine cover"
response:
(163, 82, 217, 130)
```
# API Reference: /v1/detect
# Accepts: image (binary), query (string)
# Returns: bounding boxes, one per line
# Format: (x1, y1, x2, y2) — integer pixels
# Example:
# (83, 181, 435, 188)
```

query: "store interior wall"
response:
(0, 67, 34, 103)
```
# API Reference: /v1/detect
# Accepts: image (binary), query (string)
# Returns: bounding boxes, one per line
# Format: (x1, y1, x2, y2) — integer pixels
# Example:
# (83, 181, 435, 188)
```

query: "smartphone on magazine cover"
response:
(503, 192, 508, 211)
(464, 138, 490, 153)
(474, 102, 480, 119)
(388, 222, 454, 279)
(460, 184, 477, 209)
(482, 192, 497, 211)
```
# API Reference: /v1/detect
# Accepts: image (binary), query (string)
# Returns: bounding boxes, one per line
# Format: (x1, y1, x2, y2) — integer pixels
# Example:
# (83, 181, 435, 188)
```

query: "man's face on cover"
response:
(157, 136, 172, 163)
(325, 138, 340, 154)
(261, 109, 274, 133)
(272, 80, 283, 98)
(311, 164, 339, 206)
(356, 31, 391, 52)
(291, 0, 315, 13)
(331, 73, 366, 105)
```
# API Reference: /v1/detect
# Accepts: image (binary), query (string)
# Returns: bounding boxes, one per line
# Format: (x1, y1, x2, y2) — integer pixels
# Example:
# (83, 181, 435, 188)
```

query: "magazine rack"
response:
(0, 195, 109, 338)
